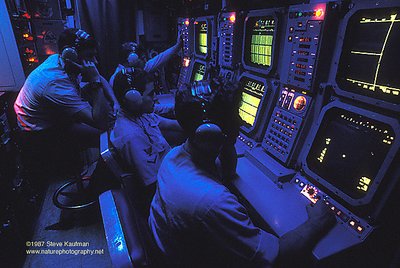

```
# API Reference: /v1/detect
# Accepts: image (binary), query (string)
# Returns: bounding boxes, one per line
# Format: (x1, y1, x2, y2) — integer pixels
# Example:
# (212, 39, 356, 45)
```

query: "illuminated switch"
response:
(298, 22, 303, 27)
(356, 225, 364, 233)
(349, 220, 356, 227)
(288, 36, 293, 42)
(299, 182, 305, 187)
(289, 27, 294, 33)
(295, 178, 300, 184)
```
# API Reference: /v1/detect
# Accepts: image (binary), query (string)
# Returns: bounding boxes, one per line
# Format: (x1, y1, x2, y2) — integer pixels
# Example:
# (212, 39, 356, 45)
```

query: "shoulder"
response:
(44, 77, 76, 97)
(114, 113, 142, 135)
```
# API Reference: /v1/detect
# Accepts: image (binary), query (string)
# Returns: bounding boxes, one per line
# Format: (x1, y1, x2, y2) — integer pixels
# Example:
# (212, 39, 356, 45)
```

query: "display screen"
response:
(191, 62, 205, 82)
(196, 21, 208, 55)
(306, 108, 395, 200)
(239, 77, 266, 127)
(336, 8, 400, 104)
(244, 16, 276, 70)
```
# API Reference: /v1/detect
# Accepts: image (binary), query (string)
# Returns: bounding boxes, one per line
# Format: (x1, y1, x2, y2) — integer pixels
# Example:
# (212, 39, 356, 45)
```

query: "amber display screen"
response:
(336, 8, 400, 104)
(306, 108, 395, 199)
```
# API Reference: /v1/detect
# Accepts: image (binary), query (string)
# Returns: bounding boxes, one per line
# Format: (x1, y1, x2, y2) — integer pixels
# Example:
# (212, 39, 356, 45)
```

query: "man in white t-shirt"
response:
(14, 28, 117, 174)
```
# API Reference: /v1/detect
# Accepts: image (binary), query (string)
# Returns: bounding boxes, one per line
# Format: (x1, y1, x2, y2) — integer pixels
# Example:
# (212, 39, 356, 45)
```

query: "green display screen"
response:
(245, 17, 275, 69)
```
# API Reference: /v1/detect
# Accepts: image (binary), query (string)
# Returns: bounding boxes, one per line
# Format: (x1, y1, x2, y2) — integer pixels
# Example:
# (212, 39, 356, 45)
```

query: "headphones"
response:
(190, 80, 226, 148)
(121, 66, 135, 87)
(61, 30, 91, 66)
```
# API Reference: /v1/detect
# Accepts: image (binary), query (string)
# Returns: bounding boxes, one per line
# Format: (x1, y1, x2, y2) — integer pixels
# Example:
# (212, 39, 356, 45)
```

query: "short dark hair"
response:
(113, 68, 148, 105)
(175, 79, 242, 139)
(119, 42, 138, 63)
(57, 28, 97, 53)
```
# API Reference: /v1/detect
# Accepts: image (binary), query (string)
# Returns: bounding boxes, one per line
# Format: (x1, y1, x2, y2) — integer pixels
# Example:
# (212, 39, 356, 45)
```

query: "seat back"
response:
(99, 131, 162, 268)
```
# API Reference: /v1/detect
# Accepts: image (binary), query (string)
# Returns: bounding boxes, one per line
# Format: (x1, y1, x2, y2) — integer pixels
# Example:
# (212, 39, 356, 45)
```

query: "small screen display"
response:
(196, 22, 208, 55)
(336, 8, 400, 104)
(239, 77, 266, 127)
(244, 16, 276, 70)
(191, 62, 205, 82)
(306, 108, 395, 200)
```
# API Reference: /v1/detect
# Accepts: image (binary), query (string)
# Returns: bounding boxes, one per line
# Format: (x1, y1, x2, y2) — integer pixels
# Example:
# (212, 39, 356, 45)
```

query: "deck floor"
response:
(23, 178, 112, 268)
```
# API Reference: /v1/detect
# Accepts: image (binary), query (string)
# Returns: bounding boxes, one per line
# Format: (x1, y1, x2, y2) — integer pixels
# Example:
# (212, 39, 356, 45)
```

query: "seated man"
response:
(148, 86, 336, 267)
(111, 33, 182, 116)
(111, 90, 182, 207)
(109, 41, 138, 88)
(14, 28, 117, 176)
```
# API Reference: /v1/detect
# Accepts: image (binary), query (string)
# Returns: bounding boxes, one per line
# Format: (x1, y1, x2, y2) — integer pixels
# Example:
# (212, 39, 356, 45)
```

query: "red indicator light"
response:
(194, 21, 198, 25)
(229, 13, 236, 23)
(25, 48, 34, 54)
(315, 9, 324, 17)
(23, 33, 34, 41)
(22, 12, 31, 19)
(184, 19, 190, 26)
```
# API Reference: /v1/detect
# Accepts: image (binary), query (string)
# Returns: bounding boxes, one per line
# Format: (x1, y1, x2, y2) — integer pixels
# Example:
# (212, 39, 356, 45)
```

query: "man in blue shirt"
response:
(111, 34, 182, 117)
(111, 90, 182, 209)
(148, 86, 336, 267)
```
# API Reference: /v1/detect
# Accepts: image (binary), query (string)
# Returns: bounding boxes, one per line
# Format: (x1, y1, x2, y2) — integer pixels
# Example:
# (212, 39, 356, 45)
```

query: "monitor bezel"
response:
(241, 9, 281, 76)
(194, 16, 214, 60)
(328, 1, 400, 112)
(189, 59, 207, 84)
(301, 100, 400, 206)
(238, 72, 270, 136)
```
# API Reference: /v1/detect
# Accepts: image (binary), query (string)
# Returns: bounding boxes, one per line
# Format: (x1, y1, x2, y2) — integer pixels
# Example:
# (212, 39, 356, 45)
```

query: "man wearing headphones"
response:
(14, 28, 116, 169)
(111, 32, 183, 117)
(109, 41, 139, 88)
(111, 89, 182, 209)
(148, 83, 336, 267)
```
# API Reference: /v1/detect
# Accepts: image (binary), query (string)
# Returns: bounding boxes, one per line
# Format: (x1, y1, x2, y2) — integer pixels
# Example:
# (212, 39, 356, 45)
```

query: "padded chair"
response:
(99, 131, 162, 268)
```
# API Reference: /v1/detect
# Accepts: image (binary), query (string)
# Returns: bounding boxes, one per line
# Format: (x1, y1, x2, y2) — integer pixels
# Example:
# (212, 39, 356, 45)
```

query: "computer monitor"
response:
(242, 10, 278, 75)
(334, 7, 400, 109)
(238, 73, 271, 136)
(194, 17, 213, 59)
(303, 101, 399, 207)
(190, 61, 206, 83)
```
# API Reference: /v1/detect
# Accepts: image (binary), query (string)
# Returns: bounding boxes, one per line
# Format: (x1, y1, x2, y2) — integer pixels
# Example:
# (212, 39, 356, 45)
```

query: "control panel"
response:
(6, 0, 67, 75)
(284, 4, 327, 91)
(9, 16, 39, 75)
(218, 12, 243, 69)
(178, 17, 193, 58)
(292, 174, 373, 240)
(262, 3, 332, 164)
(263, 87, 311, 163)
(177, 18, 194, 88)
(177, 57, 191, 89)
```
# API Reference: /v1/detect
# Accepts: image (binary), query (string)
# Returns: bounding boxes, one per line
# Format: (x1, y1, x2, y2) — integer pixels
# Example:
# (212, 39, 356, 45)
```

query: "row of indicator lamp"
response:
(289, 9, 324, 19)
(238, 135, 254, 148)
(324, 199, 365, 234)
(223, 13, 236, 23)
(295, 179, 366, 234)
